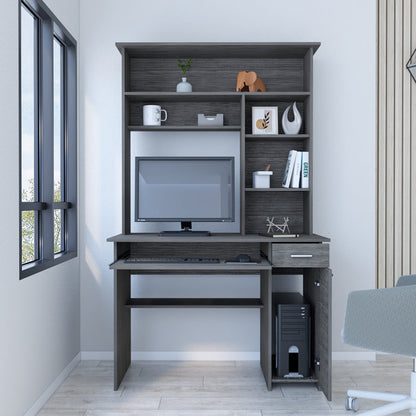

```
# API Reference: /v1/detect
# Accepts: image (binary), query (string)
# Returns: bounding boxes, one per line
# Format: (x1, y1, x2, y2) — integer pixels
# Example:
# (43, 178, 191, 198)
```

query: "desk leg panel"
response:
(114, 270, 131, 390)
(260, 269, 272, 390)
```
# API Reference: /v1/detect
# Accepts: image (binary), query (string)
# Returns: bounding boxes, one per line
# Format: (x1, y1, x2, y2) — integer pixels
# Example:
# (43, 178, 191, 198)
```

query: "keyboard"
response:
(124, 257, 220, 264)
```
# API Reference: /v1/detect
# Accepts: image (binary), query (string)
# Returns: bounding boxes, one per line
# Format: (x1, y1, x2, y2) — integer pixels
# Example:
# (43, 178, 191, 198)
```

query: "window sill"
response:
(20, 251, 77, 279)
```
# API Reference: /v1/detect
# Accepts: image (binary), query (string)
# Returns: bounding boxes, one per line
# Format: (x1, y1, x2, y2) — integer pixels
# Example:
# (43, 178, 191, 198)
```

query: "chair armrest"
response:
(343, 285, 416, 357)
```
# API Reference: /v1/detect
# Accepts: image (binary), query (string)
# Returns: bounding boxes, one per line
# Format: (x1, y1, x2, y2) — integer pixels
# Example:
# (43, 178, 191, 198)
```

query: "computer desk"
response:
(108, 233, 332, 400)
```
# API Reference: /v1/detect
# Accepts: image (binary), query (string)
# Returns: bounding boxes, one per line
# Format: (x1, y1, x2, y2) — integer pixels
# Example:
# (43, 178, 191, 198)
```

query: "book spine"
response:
(290, 151, 302, 188)
(301, 151, 309, 188)
(282, 150, 297, 188)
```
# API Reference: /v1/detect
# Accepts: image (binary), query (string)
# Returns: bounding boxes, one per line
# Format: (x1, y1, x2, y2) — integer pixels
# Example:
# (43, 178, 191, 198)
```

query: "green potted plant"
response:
(176, 57, 192, 92)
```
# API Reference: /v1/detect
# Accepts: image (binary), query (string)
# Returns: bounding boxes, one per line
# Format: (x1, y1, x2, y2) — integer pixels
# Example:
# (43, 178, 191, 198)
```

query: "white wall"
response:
(80, 0, 376, 357)
(0, 0, 80, 415)
(129, 131, 241, 234)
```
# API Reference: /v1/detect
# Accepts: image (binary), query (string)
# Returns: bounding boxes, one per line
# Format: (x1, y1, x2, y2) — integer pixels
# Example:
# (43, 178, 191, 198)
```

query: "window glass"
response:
(53, 37, 63, 201)
(21, 4, 39, 264)
(54, 209, 64, 254)
(53, 38, 64, 254)
(21, 211, 38, 263)
(20, 5, 37, 203)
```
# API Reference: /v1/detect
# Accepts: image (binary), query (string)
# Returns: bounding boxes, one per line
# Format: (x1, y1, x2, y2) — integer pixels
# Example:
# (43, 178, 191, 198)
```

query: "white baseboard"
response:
(81, 351, 260, 361)
(81, 351, 113, 360)
(24, 352, 81, 416)
(333, 351, 376, 361)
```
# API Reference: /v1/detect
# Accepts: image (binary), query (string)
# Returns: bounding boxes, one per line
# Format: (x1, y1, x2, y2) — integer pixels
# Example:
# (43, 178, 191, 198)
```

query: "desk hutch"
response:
(108, 42, 332, 400)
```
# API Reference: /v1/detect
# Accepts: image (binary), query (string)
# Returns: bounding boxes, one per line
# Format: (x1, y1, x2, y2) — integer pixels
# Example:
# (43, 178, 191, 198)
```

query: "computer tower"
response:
(274, 292, 311, 378)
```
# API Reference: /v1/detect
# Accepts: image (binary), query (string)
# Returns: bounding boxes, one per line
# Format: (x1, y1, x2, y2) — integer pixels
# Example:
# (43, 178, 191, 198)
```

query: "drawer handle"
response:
(290, 254, 313, 258)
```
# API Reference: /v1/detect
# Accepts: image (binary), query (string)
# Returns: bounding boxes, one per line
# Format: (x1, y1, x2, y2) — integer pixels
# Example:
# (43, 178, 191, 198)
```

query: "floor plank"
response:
(39, 355, 413, 415)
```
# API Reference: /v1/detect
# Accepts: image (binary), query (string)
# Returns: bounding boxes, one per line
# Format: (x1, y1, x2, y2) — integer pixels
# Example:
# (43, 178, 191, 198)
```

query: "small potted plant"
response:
(176, 57, 192, 92)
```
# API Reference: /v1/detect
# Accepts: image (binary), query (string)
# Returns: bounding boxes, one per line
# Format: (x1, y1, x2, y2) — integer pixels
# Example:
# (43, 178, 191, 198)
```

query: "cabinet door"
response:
(304, 268, 332, 401)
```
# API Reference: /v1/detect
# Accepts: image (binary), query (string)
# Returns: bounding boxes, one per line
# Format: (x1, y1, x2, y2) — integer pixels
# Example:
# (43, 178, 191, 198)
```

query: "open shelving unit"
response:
(118, 42, 317, 236)
(113, 43, 332, 400)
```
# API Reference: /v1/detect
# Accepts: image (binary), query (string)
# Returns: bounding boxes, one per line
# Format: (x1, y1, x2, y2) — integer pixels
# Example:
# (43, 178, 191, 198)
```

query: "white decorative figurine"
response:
(266, 216, 291, 234)
(282, 102, 302, 134)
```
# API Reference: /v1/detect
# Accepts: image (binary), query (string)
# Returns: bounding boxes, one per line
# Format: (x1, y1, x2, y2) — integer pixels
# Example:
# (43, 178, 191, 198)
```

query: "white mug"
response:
(143, 105, 168, 126)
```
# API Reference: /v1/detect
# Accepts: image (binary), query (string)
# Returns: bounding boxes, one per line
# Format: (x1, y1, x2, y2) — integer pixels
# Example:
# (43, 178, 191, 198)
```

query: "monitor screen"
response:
(135, 157, 235, 222)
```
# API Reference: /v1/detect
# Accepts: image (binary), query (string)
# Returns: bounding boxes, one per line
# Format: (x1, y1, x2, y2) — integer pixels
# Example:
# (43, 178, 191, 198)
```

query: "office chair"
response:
(342, 274, 416, 415)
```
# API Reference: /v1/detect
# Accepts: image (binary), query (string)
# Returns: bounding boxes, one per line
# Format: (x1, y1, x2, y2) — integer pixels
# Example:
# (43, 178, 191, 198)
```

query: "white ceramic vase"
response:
(176, 77, 192, 92)
(282, 101, 302, 134)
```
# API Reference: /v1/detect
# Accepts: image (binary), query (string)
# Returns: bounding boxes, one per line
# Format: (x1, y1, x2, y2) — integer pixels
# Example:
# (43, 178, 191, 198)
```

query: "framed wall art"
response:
(252, 106, 278, 135)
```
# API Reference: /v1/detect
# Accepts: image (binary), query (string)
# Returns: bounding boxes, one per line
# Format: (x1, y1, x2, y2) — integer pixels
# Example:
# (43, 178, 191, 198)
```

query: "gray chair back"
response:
(343, 275, 416, 357)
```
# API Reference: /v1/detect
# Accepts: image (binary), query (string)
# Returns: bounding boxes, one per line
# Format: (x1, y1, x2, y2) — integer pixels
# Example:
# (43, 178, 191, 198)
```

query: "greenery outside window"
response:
(20, 0, 77, 278)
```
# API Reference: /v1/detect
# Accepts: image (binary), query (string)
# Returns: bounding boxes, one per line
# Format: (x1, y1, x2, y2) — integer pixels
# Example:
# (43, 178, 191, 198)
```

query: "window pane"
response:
(53, 37, 64, 201)
(21, 210, 39, 263)
(20, 5, 38, 202)
(54, 209, 64, 254)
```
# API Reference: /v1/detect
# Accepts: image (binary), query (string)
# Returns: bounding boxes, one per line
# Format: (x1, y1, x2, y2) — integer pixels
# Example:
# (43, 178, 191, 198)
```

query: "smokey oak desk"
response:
(108, 233, 332, 400)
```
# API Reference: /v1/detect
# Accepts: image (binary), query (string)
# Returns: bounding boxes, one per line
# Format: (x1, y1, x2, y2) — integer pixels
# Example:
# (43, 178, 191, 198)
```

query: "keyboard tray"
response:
(124, 257, 220, 264)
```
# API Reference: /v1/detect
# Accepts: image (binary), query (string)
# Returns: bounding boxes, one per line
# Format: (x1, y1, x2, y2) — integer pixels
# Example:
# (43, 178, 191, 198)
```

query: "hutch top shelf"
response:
(116, 42, 321, 57)
(117, 42, 320, 94)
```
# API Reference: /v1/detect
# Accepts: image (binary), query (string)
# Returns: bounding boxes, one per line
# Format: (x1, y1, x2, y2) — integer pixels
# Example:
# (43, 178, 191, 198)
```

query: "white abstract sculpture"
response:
(282, 102, 302, 134)
(266, 216, 291, 234)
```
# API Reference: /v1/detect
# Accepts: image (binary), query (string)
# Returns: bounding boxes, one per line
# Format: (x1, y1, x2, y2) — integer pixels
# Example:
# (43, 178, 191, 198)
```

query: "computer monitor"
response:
(134, 157, 235, 235)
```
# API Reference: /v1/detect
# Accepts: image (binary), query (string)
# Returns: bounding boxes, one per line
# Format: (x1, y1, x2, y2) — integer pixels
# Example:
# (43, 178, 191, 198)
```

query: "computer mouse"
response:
(235, 254, 251, 262)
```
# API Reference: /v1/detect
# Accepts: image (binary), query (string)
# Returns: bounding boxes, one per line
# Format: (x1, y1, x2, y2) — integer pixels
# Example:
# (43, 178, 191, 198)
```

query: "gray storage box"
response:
(197, 114, 224, 127)
(274, 292, 311, 378)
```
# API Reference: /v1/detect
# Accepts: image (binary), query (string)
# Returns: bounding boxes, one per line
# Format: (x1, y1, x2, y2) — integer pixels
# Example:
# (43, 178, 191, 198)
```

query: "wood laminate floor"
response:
(39, 355, 412, 415)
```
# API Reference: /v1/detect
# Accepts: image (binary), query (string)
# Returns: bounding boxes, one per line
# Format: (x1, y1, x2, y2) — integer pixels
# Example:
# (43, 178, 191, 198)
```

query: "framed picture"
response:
(252, 106, 278, 135)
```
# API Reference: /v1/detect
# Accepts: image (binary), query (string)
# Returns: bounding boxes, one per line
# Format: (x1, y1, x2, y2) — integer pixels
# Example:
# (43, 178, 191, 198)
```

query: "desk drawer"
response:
(272, 243, 329, 268)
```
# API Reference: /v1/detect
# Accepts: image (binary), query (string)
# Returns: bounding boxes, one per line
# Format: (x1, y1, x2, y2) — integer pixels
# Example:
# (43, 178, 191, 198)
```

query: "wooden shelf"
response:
(124, 91, 310, 102)
(245, 134, 309, 141)
(244, 92, 310, 101)
(272, 376, 318, 384)
(126, 298, 263, 308)
(129, 125, 241, 132)
(245, 188, 309, 192)
(124, 92, 242, 102)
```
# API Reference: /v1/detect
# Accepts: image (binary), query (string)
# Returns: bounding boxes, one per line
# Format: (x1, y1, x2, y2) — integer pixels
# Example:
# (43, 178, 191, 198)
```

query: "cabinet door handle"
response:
(290, 254, 313, 258)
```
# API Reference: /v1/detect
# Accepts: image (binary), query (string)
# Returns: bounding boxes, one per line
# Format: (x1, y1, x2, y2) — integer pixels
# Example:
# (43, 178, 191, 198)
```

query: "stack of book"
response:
(282, 150, 309, 189)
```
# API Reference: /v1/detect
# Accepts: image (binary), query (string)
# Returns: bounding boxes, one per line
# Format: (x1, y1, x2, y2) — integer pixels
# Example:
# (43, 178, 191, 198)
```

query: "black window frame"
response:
(19, 0, 77, 279)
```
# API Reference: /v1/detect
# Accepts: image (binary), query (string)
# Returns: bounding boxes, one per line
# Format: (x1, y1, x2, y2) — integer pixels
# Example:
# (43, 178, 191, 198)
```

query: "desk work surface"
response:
(107, 233, 330, 243)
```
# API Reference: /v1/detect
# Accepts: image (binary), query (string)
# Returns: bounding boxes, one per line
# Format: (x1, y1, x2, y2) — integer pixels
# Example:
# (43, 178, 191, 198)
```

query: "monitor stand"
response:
(159, 221, 211, 237)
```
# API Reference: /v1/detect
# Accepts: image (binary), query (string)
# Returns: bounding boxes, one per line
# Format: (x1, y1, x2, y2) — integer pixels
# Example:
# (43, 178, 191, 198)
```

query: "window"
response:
(20, 0, 77, 278)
